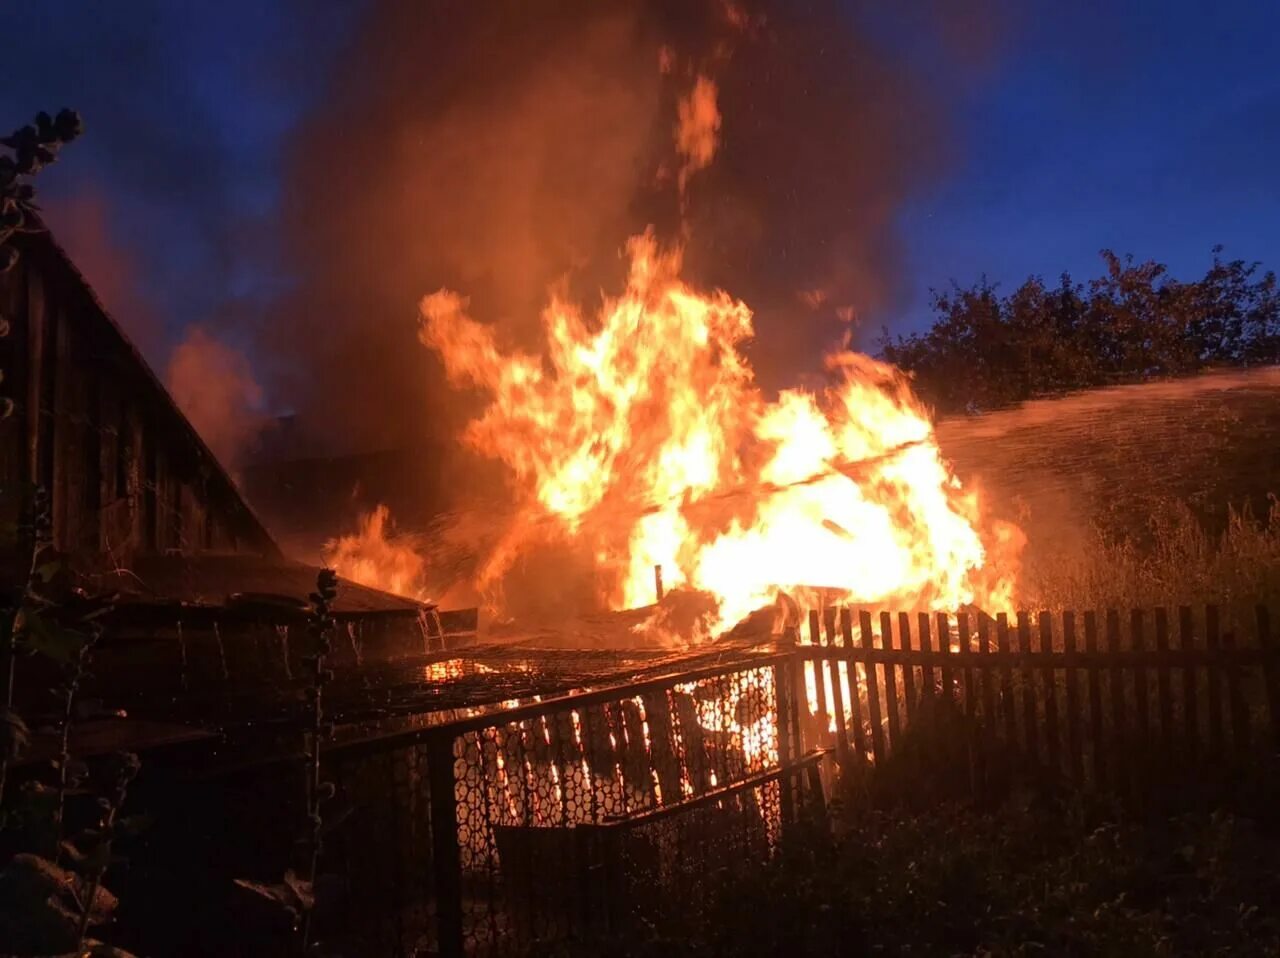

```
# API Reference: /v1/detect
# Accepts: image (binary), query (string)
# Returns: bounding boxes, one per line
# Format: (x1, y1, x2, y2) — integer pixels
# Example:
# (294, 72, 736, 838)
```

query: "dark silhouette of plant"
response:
(72, 751, 142, 952)
(0, 488, 51, 813)
(301, 568, 338, 951)
(1, 109, 82, 426)
(880, 248, 1280, 416)
(236, 569, 340, 953)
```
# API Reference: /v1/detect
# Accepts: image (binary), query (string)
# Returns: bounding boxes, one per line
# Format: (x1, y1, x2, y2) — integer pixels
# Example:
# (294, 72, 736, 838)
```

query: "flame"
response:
(324, 504, 431, 601)
(419, 228, 1019, 638)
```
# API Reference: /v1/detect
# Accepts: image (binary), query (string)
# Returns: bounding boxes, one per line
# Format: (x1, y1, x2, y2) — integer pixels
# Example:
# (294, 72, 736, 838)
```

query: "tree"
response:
(880, 249, 1280, 416)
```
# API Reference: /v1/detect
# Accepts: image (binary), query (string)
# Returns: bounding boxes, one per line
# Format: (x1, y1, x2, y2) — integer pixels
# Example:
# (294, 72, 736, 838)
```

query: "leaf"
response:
(113, 814, 152, 839)
(18, 611, 89, 665)
(35, 559, 63, 583)
(0, 707, 30, 760)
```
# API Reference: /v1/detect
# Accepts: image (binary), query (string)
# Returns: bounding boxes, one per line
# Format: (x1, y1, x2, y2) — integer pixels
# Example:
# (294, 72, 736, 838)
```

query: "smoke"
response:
(260, 0, 990, 457)
(165, 326, 270, 477)
(43, 189, 166, 359)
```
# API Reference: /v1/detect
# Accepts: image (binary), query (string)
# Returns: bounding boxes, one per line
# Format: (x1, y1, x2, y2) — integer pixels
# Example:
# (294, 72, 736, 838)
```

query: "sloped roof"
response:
(16, 215, 279, 556)
(91, 552, 428, 619)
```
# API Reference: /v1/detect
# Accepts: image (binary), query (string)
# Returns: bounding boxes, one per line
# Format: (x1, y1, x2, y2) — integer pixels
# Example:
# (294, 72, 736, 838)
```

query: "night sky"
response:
(3, 1, 1278, 418)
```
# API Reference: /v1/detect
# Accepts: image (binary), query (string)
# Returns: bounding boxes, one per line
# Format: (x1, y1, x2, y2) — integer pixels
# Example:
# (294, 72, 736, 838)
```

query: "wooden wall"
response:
(0, 228, 277, 579)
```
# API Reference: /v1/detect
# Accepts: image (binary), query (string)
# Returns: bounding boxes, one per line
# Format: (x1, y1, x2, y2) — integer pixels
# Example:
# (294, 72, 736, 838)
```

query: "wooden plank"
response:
(958, 611, 976, 715)
(791, 646, 1271, 668)
(917, 612, 935, 694)
(879, 612, 901, 753)
(1154, 608, 1174, 756)
(978, 613, 996, 728)
(1130, 610, 1150, 756)
(1221, 631, 1251, 760)
(807, 610, 830, 744)
(897, 612, 917, 725)
(1259, 606, 1280, 753)
(1106, 610, 1126, 793)
(1038, 612, 1061, 778)
(1017, 612, 1039, 764)
(1206, 604, 1224, 755)
(996, 613, 1017, 748)
(937, 611, 955, 701)
(1084, 611, 1106, 789)
(838, 608, 869, 762)
(816, 609, 850, 767)
(1062, 611, 1083, 785)
(1179, 606, 1198, 761)
(858, 610, 887, 765)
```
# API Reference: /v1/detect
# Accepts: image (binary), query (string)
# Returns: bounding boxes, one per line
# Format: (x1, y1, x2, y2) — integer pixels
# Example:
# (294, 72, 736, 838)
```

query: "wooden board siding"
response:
(0, 225, 279, 585)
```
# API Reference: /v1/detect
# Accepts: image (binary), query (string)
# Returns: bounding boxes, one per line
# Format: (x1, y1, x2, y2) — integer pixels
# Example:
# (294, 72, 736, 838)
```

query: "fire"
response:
(418, 230, 1019, 638)
(324, 504, 431, 601)
(408, 68, 1019, 638)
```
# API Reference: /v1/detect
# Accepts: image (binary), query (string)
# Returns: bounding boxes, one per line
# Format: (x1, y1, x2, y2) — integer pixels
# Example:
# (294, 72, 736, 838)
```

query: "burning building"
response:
(0, 216, 446, 700)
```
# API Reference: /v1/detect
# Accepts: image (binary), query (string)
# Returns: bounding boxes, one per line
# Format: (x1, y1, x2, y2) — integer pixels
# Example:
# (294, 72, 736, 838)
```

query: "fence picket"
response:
(880, 612, 902, 752)
(1106, 610, 1127, 794)
(1062, 611, 1083, 785)
(898, 612, 918, 724)
(858, 610, 887, 765)
(1179, 606, 1198, 761)
(978, 613, 996, 729)
(938, 611, 955, 701)
(1038, 612, 1061, 778)
(1084, 611, 1106, 790)
(1259, 606, 1280, 752)
(1130, 610, 1150, 756)
(1222, 631, 1250, 759)
(814, 610, 849, 767)
(839, 608, 870, 762)
(996, 613, 1017, 748)
(1206, 605, 1225, 755)
(1017, 612, 1039, 765)
(1154, 608, 1173, 756)
(918, 612, 935, 694)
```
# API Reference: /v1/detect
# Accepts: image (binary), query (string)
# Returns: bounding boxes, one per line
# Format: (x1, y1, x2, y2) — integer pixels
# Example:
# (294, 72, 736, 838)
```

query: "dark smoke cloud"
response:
(261, 0, 997, 456)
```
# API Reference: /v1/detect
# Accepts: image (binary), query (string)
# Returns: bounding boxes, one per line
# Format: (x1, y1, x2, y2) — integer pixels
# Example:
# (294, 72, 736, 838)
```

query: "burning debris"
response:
(413, 224, 1020, 640)
(319, 60, 1022, 644)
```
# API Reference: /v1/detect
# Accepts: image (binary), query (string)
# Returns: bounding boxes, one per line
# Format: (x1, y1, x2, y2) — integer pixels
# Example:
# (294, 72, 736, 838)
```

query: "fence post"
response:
(774, 637, 797, 826)
(1259, 606, 1280, 753)
(427, 731, 465, 958)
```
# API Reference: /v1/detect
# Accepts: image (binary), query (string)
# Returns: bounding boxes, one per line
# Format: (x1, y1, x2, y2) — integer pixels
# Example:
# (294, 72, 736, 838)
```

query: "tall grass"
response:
(1023, 497, 1280, 628)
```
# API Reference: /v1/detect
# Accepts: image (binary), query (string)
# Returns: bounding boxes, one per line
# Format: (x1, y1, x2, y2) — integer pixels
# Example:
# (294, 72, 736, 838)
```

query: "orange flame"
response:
(323, 504, 430, 602)
(418, 227, 1020, 639)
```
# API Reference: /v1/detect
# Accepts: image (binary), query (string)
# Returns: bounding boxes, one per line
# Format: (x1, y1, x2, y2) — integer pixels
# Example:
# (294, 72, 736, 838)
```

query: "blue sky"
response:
(895, 2, 1280, 331)
(3, 1, 1278, 365)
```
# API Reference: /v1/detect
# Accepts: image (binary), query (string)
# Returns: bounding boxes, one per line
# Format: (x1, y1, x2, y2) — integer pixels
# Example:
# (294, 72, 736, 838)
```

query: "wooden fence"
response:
(798, 605, 1280, 799)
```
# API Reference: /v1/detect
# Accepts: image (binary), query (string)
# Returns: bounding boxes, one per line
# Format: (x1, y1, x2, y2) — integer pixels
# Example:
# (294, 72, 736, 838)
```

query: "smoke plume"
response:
(166, 326, 270, 477)
(260, 0, 978, 458)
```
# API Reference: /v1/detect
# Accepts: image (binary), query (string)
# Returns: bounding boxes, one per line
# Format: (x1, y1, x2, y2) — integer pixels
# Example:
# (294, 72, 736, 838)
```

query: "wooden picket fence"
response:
(797, 605, 1280, 798)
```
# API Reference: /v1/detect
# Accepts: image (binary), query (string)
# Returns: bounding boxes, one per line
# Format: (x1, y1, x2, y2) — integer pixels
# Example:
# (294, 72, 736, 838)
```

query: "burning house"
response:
(0, 217, 450, 703)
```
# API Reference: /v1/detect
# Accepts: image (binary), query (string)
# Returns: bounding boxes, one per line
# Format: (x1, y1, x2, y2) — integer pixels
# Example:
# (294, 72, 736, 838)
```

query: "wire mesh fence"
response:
(314, 651, 821, 956)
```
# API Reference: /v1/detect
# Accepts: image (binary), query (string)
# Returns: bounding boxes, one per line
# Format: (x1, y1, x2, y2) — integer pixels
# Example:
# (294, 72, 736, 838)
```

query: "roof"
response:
(16, 215, 280, 557)
(89, 552, 427, 620)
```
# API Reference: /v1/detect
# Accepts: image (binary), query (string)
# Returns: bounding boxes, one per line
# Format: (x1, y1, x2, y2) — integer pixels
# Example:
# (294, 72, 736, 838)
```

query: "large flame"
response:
(324, 504, 431, 602)
(417, 229, 1020, 638)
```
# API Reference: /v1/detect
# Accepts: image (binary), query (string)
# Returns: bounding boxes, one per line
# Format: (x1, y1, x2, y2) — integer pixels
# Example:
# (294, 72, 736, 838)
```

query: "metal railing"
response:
(317, 651, 821, 956)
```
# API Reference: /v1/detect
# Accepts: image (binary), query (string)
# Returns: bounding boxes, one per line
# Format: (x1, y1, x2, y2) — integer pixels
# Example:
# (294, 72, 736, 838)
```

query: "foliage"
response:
(0, 488, 140, 956)
(1024, 496, 1280, 630)
(881, 250, 1280, 415)
(234, 568, 340, 955)
(582, 788, 1280, 958)
(0, 110, 82, 424)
